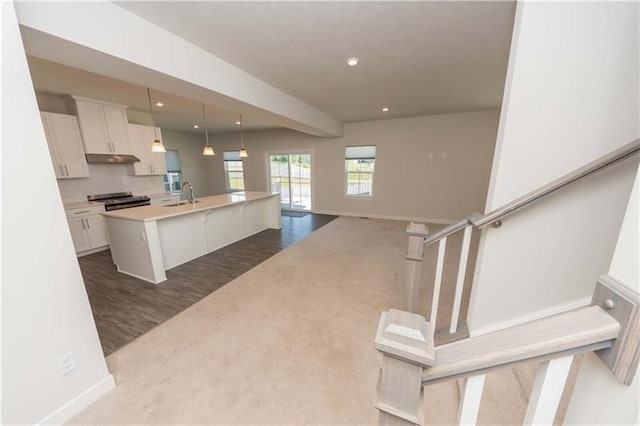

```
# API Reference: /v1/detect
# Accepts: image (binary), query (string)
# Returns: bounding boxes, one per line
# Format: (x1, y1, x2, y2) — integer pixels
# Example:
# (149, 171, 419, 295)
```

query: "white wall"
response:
(1, 2, 114, 423)
(467, 2, 640, 332)
(208, 111, 499, 223)
(564, 164, 639, 425)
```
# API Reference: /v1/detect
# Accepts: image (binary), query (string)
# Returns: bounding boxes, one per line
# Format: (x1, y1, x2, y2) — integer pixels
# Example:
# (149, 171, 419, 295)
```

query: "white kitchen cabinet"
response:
(67, 217, 92, 253)
(40, 112, 89, 179)
(70, 96, 131, 154)
(65, 205, 109, 256)
(128, 123, 168, 175)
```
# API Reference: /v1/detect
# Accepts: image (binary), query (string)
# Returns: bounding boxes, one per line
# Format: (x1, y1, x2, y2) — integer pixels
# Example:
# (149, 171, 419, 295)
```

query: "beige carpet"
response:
(70, 217, 533, 425)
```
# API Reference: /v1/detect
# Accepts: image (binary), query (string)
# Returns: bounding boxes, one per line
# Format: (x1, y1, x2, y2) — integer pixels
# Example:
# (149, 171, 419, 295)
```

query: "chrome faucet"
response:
(182, 181, 196, 204)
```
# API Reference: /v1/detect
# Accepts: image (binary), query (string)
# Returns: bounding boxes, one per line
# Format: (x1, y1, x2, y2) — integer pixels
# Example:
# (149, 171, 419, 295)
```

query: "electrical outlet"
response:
(57, 352, 76, 376)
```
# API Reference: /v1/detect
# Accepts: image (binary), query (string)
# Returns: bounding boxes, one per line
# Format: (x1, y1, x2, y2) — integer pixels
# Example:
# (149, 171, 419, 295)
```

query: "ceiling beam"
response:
(15, 1, 343, 137)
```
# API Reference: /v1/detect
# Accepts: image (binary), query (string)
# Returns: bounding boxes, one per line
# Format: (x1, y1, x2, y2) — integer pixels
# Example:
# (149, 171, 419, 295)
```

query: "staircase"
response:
(375, 139, 640, 425)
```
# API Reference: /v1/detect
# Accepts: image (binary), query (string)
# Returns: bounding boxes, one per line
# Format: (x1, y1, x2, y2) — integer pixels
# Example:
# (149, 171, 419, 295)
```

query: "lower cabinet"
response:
(65, 206, 109, 256)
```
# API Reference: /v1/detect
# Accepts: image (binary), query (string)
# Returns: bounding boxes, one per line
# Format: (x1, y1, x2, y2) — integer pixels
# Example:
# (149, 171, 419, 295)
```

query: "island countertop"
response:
(102, 191, 279, 222)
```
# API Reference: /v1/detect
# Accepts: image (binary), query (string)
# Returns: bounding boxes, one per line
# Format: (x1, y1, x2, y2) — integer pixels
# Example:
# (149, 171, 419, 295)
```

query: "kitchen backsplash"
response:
(58, 163, 165, 202)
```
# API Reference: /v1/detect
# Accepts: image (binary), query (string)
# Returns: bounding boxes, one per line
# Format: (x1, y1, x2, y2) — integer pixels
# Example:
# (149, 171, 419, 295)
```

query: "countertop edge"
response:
(102, 192, 279, 223)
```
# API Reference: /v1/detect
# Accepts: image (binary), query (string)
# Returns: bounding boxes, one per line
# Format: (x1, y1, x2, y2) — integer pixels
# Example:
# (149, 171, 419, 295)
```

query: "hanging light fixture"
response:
(147, 88, 166, 153)
(201, 103, 215, 156)
(238, 113, 248, 158)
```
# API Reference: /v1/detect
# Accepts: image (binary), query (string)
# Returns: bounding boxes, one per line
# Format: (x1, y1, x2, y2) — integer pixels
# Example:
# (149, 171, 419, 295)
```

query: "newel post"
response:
(405, 223, 427, 313)
(374, 309, 435, 426)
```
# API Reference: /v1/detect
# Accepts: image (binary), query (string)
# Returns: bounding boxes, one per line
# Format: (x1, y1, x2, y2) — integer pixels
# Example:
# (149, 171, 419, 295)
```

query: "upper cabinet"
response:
(128, 123, 168, 176)
(40, 112, 89, 179)
(69, 96, 132, 155)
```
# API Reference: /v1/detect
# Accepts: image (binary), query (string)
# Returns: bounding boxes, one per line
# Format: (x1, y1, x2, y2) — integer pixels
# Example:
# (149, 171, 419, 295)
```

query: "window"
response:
(345, 145, 376, 197)
(224, 151, 245, 191)
(163, 149, 182, 192)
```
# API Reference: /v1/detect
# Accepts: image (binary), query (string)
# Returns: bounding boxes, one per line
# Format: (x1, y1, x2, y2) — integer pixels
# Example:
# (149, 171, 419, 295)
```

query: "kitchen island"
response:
(102, 191, 281, 284)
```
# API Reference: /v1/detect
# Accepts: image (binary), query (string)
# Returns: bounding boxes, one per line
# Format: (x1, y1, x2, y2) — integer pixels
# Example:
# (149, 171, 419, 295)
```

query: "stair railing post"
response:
(374, 309, 435, 426)
(405, 223, 427, 313)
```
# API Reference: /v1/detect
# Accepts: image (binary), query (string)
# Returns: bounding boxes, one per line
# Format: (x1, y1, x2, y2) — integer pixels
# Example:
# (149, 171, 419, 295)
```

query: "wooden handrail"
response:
(375, 274, 640, 425)
(421, 305, 618, 385)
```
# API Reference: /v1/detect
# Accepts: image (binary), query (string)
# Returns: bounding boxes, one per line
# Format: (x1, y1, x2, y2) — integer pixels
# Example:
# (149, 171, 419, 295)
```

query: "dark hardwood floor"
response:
(79, 213, 337, 355)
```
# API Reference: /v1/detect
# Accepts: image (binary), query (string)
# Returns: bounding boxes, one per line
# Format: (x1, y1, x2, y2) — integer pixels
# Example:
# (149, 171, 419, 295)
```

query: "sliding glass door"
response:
(269, 153, 312, 211)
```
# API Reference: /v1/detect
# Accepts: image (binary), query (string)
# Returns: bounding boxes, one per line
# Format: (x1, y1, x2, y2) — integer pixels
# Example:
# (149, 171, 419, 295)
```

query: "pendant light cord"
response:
(240, 113, 244, 148)
(147, 88, 159, 139)
(202, 103, 210, 146)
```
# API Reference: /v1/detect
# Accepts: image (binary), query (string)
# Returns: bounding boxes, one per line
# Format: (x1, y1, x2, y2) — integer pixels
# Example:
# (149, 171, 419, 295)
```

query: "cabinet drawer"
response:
(65, 204, 105, 218)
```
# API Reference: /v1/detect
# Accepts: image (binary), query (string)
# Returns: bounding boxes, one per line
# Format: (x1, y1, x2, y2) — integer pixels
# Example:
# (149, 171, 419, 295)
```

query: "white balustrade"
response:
(430, 237, 447, 328)
(450, 225, 473, 334)
(523, 356, 574, 425)
(457, 374, 486, 425)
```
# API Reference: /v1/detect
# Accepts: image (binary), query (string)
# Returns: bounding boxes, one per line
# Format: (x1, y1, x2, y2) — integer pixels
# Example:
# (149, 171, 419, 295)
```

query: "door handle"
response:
(64, 165, 69, 176)
(86, 218, 91, 229)
(59, 165, 65, 176)
(81, 218, 86, 230)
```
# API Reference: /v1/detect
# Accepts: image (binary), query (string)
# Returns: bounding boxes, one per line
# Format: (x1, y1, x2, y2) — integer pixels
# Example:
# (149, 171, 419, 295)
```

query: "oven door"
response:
(105, 200, 151, 211)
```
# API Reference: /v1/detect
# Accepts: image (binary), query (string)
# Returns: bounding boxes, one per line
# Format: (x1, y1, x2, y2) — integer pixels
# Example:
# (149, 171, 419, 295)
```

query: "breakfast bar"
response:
(102, 191, 281, 284)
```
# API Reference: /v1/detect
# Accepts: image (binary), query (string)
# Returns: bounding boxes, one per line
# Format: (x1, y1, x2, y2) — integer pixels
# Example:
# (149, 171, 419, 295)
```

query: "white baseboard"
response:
(37, 374, 116, 425)
(468, 296, 593, 337)
(312, 209, 456, 225)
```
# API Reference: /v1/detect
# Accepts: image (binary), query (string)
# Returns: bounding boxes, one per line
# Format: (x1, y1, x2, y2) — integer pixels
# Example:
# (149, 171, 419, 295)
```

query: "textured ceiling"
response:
(25, 1, 515, 134)
(116, 1, 516, 122)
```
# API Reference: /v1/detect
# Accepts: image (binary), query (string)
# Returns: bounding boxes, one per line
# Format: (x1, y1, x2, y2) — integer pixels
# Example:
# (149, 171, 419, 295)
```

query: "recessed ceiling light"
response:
(382, 107, 390, 112)
(193, 124, 199, 129)
(346, 57, 359, 66)
(155, 102, 164, 107)
(236, 120, 241, 125)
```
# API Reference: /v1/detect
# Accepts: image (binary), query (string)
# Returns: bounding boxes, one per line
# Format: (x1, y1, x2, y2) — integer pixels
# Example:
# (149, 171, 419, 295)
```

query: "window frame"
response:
(223, 150, 245, 192)
(344, 145, 376, 199)
(264, 149, 314, 211)
(163, 149, 183, 193)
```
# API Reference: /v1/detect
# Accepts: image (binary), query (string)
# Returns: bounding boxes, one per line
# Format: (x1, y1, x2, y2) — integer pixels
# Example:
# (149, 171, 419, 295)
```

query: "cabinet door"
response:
(128, 123, 151, 175)
(103, 104, 131, 154)
(48, 113, 90, 178)
(40, 113, 65, 178)
(242, 200, 268, 236)
(67, 218, 91, 253)
(75, 100, 111, 154)
(86, 215, 109, 248)
(128, 124, 166, 175)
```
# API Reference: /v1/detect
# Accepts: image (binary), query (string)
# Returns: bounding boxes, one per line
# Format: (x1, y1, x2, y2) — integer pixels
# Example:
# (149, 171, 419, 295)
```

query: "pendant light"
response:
(201, 103, 215, 156)
(147, 88, 166, 153)
(238, 113, 248, 158)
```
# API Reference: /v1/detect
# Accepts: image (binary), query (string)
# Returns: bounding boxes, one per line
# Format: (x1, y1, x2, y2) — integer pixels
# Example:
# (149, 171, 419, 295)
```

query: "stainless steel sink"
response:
(163, 200, 200, 207)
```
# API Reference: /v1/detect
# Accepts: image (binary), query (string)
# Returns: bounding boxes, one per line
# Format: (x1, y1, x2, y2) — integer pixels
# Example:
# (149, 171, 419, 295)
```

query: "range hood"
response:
(85, 154, 141, 164)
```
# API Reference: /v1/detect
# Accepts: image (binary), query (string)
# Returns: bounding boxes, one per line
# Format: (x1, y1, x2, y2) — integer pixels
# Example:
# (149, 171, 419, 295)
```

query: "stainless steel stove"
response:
(87, 191, 151, 211)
